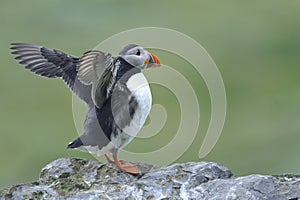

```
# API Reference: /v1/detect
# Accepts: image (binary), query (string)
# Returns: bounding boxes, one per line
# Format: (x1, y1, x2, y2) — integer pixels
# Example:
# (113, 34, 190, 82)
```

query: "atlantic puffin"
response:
(10, 43, 161, 174)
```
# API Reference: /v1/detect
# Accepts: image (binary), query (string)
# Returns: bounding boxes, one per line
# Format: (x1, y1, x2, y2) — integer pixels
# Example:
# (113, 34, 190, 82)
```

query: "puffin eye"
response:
(135, 49, 141, 56)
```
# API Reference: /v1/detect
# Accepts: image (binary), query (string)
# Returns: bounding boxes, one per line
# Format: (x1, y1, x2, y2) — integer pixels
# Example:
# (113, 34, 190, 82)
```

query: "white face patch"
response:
(121, 46, 149, 68)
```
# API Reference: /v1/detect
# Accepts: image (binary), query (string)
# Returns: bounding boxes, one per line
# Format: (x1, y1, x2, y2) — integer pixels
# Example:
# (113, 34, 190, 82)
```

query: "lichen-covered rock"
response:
(0, 158, 299, 199)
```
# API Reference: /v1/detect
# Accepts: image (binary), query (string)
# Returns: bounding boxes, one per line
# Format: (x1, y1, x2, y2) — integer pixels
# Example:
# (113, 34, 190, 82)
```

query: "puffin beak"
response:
(145, 51, 161, 69)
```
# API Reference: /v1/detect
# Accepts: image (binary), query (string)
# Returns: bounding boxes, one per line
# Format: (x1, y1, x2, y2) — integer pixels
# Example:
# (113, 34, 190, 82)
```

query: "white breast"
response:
(126, 72, 152, 127)
(112, 72, 152, 149)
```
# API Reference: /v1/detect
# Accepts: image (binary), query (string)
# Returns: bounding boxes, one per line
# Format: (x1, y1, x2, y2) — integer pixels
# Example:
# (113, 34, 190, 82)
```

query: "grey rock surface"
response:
(0, 157, 299, 199)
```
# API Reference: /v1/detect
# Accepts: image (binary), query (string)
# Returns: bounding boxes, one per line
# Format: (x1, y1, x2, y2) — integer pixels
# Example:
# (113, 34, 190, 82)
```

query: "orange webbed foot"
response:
(112, 154, 139, 175)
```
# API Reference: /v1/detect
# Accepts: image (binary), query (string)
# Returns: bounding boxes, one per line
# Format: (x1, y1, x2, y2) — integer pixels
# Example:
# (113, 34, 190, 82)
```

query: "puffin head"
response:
(119, 44, 161, 69)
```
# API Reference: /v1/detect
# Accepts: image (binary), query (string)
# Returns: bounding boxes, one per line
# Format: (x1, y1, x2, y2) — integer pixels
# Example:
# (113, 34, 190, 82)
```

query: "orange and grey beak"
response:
(145, 52, 161, 69)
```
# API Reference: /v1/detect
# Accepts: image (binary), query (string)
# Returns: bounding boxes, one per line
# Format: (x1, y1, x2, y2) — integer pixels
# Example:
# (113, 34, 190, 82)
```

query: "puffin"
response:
(10, 43, 161, 174)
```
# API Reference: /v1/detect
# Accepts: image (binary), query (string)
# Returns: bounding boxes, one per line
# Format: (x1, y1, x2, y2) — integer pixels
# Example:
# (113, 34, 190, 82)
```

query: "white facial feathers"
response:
(120, 46, 149, 69)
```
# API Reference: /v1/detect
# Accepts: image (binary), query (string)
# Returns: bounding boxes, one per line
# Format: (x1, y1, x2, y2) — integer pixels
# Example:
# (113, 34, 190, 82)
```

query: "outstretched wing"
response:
(10, 43, 93, 105)
(77, 50, 114, 85)
(77, 50, 117, 109)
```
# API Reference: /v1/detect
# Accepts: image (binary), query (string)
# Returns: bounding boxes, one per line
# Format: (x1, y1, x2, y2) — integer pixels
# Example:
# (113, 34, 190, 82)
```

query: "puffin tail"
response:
(67, 137, 83, 149)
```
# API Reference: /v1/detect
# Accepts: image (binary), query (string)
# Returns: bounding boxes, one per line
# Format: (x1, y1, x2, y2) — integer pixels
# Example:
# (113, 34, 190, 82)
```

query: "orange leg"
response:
(112, 153, 139, 175)
(105, 154, 114, 163)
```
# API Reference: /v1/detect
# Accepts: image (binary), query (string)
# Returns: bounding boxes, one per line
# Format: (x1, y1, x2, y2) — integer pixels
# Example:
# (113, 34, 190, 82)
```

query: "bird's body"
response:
(11, 43, 160, 174)
(70, 58, 152, 156)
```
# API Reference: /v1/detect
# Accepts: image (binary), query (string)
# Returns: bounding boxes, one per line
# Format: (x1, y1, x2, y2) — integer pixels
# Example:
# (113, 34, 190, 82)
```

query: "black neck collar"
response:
(115, 57, 141, 83)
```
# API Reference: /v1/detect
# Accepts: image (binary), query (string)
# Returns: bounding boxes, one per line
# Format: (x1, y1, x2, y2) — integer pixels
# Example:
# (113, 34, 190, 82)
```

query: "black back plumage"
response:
(95, 57, 140, 140)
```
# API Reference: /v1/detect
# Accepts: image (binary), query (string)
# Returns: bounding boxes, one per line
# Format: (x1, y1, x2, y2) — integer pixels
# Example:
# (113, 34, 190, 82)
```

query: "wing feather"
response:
(77, 50, 114, 85)
(77, 50, 117, 108)
(10, 43, 92, 105)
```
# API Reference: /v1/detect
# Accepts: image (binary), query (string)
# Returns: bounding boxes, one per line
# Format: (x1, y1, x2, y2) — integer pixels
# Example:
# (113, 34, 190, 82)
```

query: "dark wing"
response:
(77, 50, 117, 109)
(10, 43, 93, 105)
(67, 52, 119, 149)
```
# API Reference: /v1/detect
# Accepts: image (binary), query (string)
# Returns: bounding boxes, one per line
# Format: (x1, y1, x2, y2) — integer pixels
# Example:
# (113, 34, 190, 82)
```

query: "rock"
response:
(0, 158, 299, 199)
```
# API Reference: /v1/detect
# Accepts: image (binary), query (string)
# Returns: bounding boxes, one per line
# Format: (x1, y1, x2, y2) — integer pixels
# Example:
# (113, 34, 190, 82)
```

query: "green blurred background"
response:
(1, 0, 300, 188)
